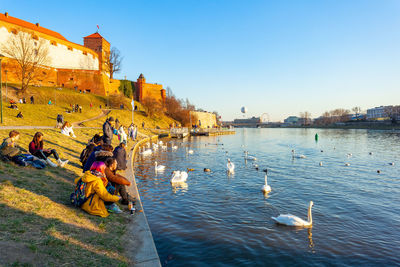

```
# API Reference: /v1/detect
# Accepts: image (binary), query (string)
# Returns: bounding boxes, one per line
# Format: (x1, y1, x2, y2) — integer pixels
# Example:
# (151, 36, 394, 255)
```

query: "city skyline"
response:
(2, 0, 400, 121)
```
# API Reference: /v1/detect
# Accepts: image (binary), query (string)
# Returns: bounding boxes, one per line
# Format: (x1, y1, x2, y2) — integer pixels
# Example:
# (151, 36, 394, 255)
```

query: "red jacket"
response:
(29, 141, 43, 154)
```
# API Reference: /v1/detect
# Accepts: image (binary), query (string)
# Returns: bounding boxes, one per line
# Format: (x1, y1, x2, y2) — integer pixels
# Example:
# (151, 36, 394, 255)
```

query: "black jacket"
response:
(102, 121, 114, 145)
(95, 150, 114, 163)
(113, 146, 127, 170)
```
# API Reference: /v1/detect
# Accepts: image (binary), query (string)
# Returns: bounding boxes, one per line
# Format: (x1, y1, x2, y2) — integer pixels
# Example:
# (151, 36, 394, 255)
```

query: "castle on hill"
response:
(0, 12, 165, 104)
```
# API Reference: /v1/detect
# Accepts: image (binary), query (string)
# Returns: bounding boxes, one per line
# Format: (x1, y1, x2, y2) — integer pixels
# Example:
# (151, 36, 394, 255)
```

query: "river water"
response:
(134, 128, 400, 266)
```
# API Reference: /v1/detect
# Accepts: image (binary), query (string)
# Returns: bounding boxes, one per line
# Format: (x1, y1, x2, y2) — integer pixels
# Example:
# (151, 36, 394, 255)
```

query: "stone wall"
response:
(191, 111, 217, 128)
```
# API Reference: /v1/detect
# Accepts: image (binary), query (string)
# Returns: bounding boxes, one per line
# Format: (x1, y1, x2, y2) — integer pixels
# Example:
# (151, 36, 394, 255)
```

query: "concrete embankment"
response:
(122, 136, 161, 267)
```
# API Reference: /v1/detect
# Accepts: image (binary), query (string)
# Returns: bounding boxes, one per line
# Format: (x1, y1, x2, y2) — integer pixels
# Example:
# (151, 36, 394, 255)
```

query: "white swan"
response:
(188, 149, 194, 154)
(244, 151, 257, 161)
(261, 170, 271, 193)
(140, 148, 152, 156)
(292, 149, 306, 159)
(272, 201, 314, 227)
(154, 161, 165, 171)
(227, 158, 235, 173)
(172, 145, 178, 150)
(170, 171, 188, 183)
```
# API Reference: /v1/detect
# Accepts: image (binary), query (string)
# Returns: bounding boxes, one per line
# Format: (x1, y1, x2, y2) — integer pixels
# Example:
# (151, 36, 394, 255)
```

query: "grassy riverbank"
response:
(0, 128, 138, 266)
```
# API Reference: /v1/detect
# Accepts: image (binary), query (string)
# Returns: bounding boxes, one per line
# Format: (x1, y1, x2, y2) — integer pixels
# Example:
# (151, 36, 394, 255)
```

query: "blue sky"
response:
(2, 0, 400, 121)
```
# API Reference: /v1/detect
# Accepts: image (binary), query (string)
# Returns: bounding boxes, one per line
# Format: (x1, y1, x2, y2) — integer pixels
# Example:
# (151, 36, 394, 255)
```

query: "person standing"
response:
(30, 96, 34, 104)
(102, 117, 115, 145)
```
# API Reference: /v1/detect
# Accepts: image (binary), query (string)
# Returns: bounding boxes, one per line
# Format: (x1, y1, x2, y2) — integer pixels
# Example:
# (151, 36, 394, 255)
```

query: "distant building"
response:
(367, 106, 389, 120)
(284, 116, 300, 125)
(233, 117, 260, 124)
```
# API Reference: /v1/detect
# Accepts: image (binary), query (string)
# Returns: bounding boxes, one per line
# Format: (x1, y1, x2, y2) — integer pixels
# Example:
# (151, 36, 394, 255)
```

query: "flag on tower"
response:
(96, 25, 99, 32)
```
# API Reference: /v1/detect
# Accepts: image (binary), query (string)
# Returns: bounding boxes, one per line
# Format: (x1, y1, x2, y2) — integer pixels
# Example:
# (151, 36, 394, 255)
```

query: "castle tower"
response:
(83, 32, 110, 72)
(136, 73, 146, 102)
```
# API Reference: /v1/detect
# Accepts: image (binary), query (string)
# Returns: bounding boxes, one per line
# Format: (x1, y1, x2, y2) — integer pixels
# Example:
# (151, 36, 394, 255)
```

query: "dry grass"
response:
(0, 128, 136, 266)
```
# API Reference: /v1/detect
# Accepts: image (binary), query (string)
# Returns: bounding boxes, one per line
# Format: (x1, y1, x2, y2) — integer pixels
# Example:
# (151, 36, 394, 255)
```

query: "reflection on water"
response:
(135, 128, 400, 266)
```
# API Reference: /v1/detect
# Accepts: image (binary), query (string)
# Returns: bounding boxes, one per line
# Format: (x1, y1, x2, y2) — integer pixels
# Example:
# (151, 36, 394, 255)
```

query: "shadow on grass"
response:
(0, 203, 128, 266)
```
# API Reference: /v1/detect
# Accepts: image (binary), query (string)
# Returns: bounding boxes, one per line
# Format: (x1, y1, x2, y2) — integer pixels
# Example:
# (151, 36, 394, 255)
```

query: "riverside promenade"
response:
(121, 136, 161, 266)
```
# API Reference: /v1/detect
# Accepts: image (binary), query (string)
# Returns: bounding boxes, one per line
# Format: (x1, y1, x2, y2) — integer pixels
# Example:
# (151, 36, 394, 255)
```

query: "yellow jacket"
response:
(75, 171, 120, 217)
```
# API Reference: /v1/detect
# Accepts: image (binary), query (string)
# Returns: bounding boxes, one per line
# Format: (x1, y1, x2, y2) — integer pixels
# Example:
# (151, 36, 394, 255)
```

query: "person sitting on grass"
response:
(105, 158, 135, 205)
(16, 112, 23, 118)
(29, 132, 69, 168)
(80, 134, 102, 168)
(60, 121, 76, 138)
(113, 142, 127, 171)
(83, 144, 113, 172)
(75, 161, 121, 217)
(0, 130, 25, 160)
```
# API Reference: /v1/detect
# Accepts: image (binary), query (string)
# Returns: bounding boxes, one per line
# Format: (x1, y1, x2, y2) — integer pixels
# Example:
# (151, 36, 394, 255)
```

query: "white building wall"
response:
(0, 26, 99, 70)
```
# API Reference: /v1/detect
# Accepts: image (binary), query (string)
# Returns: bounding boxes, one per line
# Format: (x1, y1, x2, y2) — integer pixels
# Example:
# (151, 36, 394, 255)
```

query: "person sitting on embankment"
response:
(75, 161, 121, 217)
(29, 132, 69, 167)
(113, 142, 127, 171)
(104, 158, 135, 205)
(60, 121, 76, 138)
(0, 130, 24, 159)
(83, 144, 113, 172)
(80, 134, 102, 168)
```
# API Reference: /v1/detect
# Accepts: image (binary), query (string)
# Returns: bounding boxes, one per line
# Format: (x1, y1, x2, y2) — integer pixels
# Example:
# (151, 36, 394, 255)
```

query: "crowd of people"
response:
(1, 116, 139, 218)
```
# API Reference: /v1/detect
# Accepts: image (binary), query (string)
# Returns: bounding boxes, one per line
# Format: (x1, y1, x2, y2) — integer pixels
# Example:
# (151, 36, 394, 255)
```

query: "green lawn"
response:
(0, 128, 137, 266)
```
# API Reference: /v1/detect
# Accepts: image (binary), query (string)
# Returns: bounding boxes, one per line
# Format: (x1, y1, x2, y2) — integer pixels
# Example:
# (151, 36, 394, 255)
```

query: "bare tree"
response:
(1, 30, 49, 95)
(384, 105, 400, 122)
(299, 111, 312, 125)
(106, 47, 122, 80)
(352, 106, 361, 119)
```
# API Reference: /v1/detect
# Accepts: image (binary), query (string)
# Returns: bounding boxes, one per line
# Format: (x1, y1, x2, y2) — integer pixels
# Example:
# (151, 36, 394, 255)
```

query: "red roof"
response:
(84, 32, 104, 39)
(0, 12, 68, 41)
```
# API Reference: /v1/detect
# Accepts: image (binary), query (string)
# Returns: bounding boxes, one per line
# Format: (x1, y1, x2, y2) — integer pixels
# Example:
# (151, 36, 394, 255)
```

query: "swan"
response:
(227, 158, 235, 173)
(170, 171, 188, 183)
(140, 148, 152, 156)
(292, 149, 306, 159)
(261, 169, 271, 193)
(172, 145, 178, 150)
(158, 140, 163, 145)
(272, 201, 314, 227)
(244, 151, 257, 161)
(154, 161, 165, 171)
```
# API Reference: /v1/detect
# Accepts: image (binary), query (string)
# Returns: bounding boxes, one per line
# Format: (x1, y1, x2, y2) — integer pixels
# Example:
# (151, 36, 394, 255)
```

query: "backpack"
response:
(79, 144, 95, 167)
(70, 178, 94, 207)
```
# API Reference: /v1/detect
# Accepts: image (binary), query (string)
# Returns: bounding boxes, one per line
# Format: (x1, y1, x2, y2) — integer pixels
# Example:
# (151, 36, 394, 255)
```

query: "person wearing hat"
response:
(102, 117, 115, 145)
